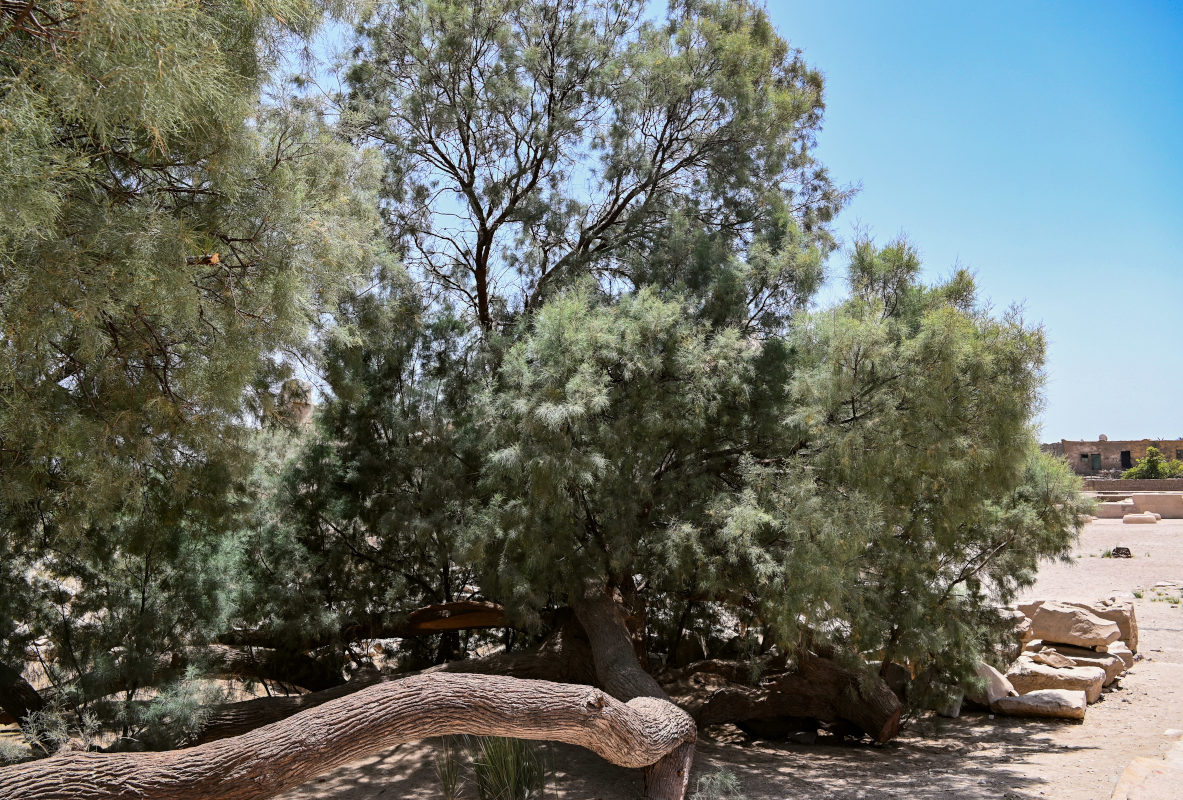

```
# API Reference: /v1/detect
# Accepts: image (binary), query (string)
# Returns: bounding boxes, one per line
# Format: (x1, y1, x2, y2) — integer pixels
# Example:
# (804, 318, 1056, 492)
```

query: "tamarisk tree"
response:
(0, 1, 1086, 799)
(0, 0, 384, 747)
(206, 1, 1085, 797)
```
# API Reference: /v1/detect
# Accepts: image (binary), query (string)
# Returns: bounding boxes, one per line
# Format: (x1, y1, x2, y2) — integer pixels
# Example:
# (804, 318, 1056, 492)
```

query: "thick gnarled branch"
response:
(0, 673, 694, 800)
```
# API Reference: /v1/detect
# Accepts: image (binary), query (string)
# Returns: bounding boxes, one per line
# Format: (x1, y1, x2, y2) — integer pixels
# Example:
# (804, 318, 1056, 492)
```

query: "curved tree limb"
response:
(0, 672, 695, 800)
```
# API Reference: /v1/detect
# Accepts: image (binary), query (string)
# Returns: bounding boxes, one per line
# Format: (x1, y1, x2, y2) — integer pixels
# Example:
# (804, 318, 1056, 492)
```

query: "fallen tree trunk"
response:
(676, 653, 902, 743)
(574, 587, 696, 800)
(0, 672, 695, 800)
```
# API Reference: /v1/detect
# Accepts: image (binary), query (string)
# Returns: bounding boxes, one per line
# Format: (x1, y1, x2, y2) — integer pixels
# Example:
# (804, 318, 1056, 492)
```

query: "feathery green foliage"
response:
(0, 0, 383, 745)
(265, 0, 1088, 714)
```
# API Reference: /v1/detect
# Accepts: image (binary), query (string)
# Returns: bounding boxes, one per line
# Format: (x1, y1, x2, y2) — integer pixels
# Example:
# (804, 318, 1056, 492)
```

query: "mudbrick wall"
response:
(1085, 478, 1183, 492)
(1059, 439, 1183, 475)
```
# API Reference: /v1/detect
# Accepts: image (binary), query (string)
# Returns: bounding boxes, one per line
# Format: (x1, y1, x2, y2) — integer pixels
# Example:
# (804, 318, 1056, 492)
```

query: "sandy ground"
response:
(274, 518, 1183, 800)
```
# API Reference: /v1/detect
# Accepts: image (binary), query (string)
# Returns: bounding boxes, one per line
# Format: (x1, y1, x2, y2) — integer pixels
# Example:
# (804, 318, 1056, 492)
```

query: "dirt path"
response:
(277, 518, 1183, 800)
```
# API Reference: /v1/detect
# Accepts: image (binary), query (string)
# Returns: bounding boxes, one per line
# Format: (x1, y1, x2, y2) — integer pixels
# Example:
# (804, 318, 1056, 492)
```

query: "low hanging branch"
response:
(0, 673, 695, 800)
(192, 611, 598, 746)
(404, 600, 506, 632)
(217, 600, 509, 651)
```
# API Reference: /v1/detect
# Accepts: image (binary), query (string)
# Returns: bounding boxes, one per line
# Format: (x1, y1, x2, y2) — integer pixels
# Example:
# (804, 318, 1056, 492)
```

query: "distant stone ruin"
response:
(1042, 435, 1183, 476)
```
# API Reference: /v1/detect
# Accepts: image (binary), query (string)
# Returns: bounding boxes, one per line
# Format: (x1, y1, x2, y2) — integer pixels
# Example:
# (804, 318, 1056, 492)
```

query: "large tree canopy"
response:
(0, 2, 1087, 799)
(346, 0, 845, 330)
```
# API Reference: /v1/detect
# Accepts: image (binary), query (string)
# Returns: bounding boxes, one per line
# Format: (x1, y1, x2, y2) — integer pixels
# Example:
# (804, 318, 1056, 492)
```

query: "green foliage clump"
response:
(0, 736, 30, 766)
(344, 0, 845, 331)
(469, 736, 549, 800)
(691, 769, 747, 800)
(434, 736, 466, 800)
(433, 735, 550, 800)
(0, 0, 384, 746)
(1122, 447, 1183, 479)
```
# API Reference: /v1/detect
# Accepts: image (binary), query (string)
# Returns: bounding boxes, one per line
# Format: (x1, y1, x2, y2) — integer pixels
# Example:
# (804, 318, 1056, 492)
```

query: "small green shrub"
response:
(1121, 447, 1183, 479)
(467, 736, 549, 800)
(0, 737, 31, 765)
(691, 768, 747, 800)
(434, 736, 465, 800)
(19, 706, 72, 756)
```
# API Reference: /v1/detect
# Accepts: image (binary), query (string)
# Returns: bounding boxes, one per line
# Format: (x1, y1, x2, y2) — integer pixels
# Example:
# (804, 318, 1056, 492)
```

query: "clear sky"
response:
(767, 1, 1183, 442)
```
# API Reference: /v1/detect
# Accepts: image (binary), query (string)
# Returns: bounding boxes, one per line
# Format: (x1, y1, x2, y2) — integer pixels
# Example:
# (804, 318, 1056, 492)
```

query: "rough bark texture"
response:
(574, 587, 696, 800)
(673, 653, 902, 743)
(0, 672, 695, 800)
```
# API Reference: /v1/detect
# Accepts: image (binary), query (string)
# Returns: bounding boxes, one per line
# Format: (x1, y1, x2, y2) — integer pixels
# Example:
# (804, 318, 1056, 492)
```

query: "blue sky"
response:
(767, 1, 1183, 441)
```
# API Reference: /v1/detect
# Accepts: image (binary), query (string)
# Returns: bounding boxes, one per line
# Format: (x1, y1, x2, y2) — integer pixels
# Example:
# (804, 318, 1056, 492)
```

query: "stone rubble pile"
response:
(971, 597, 1138, 721)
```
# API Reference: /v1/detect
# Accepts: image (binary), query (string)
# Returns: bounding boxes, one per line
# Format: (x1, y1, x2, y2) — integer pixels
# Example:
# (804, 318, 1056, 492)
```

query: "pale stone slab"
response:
(1006, 659, 1106, 703)
(992, 689, 1087, 720)
(1095, 501, 1134, 519)
(1047, 650, 1125, 685)
(1030, 602, 1121, 649)
(1110, 755, 1183, 800)
(1016, 599, 1044, 619)
(1030, 648, 1074, 669)
(1131, 492, 1183, 519)
(966, 662, 1017, 708)
(1065, 599, 1139, 653)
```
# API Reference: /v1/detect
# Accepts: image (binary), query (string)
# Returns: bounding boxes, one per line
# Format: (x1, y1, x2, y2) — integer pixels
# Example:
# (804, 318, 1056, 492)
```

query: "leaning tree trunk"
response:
(0, 672, 695, 800)
(574, 586, 696, 800)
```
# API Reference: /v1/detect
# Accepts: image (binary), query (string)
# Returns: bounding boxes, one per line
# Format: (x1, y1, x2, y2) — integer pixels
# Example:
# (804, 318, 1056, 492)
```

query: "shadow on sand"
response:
(276, 710, 1097, 800)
